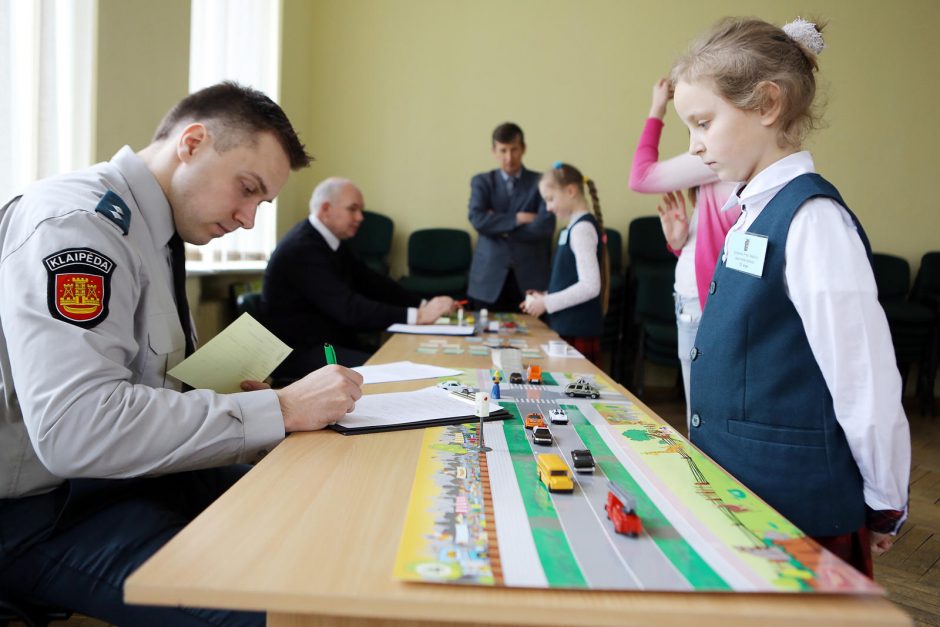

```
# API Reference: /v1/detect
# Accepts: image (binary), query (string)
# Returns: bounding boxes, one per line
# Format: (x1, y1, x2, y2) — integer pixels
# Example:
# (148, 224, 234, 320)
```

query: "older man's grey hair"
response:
(309, 177, 353, 215)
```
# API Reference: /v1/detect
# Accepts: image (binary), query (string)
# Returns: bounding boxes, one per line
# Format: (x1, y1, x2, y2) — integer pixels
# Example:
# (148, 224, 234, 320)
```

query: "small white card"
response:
(726, 231, 768, 277)
(558, 229, 569, 246)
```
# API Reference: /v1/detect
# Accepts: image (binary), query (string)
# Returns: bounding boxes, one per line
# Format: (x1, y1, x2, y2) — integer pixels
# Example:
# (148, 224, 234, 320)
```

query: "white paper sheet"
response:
(336, 385, 501, 430)
(386, 323, 475, 336)
(540, 343, 585, 359)
(352, 361, 462, 385)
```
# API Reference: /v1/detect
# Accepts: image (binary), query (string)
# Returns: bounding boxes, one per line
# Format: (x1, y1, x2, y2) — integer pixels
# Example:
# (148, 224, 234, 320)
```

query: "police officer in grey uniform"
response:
(0, 83, 363, 625)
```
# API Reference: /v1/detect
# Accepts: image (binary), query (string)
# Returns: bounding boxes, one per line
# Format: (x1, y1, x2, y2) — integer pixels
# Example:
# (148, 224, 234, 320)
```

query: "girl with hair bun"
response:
(672, 17, 910, 577)
(521, 162, 609, 366)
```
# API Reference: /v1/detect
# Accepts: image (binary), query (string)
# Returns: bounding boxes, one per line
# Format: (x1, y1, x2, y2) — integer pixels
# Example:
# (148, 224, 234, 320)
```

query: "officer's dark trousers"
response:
(0, 465, 264, 626)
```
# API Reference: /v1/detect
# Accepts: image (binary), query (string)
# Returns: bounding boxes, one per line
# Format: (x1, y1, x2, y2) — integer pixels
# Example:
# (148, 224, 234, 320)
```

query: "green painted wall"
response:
(92, 0, 940, 277)
(95, 0, 190, 161)
(280, 0, 940, 277)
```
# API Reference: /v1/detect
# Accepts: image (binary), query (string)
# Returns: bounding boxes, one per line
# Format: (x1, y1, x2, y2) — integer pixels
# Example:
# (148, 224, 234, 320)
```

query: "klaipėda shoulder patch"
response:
(44, 248, 115, 328)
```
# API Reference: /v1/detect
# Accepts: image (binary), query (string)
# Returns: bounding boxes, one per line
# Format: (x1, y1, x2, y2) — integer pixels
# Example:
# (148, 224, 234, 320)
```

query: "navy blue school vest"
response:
(548, 213, 603, 337)
(689, 173, 871, 537)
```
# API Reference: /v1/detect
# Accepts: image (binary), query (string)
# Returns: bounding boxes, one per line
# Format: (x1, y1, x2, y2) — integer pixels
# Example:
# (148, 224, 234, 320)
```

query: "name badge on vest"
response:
(558, 228, 569, 246)
(726, 231, 768, 277)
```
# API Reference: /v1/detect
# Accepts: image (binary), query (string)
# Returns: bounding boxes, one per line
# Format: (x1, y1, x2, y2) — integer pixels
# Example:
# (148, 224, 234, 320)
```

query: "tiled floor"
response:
(24, 388, 940, 627)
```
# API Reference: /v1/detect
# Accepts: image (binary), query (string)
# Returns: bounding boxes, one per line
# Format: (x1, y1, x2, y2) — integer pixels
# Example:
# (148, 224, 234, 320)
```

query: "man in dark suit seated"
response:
(262, 178, 454, 379)
(467, 122, 556, 311)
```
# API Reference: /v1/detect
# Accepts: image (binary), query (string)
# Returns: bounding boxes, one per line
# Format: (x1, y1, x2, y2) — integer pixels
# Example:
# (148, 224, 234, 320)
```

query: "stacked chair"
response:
(601, 227, 627, 380)
(872, 253, 936, 413)
(910, 252, 940, 414)
(347, 209, 394, 275)
(398, 228, 472, 299)
(229, 280, 263, 319)
(622, 216, 679, 398)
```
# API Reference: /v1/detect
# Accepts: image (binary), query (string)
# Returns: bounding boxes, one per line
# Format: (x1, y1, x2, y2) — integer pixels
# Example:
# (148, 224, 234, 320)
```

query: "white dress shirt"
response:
(719, 151, 910, 523)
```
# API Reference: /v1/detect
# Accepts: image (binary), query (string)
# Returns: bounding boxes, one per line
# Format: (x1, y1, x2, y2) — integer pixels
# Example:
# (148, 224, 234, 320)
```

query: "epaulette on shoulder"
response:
(94, 189, 132, 236)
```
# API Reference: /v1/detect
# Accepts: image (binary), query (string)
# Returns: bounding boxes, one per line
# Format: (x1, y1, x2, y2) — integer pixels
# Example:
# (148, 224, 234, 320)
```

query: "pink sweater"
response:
(629, 118, 741, 309)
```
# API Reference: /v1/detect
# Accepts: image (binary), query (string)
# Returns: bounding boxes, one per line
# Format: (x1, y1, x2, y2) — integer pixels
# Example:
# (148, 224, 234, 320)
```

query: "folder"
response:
(329, 385, 512, 435)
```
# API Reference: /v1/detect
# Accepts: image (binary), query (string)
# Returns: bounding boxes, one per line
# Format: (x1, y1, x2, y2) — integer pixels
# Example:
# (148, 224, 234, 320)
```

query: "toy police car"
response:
(532, 426, 553, 446)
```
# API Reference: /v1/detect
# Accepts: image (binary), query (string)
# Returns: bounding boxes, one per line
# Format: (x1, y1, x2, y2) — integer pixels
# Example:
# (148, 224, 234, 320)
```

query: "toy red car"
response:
(605, 481, 642, 537)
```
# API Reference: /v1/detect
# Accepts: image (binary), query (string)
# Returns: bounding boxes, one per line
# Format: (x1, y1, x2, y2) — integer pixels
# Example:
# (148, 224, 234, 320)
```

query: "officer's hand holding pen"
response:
(276, 362, 363, 432)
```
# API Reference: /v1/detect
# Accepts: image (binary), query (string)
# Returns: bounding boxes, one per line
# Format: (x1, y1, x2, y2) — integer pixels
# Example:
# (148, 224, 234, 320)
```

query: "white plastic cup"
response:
(548, 340, 567, 357)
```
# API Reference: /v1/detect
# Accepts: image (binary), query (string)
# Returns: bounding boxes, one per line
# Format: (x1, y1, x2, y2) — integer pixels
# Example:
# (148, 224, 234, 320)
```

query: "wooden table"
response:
(125, 317, 911, 626)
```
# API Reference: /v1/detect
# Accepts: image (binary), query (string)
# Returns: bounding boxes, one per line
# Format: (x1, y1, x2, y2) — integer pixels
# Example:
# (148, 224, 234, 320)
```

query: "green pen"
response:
(324, 343, 337, 365)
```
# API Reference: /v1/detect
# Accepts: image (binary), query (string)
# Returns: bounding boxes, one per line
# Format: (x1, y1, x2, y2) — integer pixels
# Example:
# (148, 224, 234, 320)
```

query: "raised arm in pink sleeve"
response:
(629, 118, 720, 193)
(694, 181, 741, 308)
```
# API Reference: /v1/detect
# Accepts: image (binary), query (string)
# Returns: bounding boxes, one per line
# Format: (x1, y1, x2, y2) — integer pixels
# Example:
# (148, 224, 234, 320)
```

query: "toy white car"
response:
(531, 426, 553, 446)
(438, 380, 472, 394)
(549, 408, 568, 424)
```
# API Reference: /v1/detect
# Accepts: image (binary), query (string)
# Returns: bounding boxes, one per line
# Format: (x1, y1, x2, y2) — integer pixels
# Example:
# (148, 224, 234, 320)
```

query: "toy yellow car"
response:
(536, 453, 573, 492)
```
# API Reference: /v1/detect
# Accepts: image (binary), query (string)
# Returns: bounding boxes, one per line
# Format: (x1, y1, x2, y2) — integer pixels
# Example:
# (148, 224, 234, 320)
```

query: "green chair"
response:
(911, 252, 940, 414)
(872, 253, 935, 399)
(602, 227, 627, 378)
(398, 228, 472, 299)
(348, 209, 394, 275)
(622, 217, 679, 397)
(229, 280, 263, 319)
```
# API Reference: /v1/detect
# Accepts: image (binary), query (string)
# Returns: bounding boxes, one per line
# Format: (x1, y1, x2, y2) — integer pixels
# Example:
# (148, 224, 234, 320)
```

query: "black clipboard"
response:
(329, 407, 513, 435)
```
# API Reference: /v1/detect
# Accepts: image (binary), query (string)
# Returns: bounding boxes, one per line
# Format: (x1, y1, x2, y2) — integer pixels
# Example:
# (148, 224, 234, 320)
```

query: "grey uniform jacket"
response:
(466, 168, 555, 304)
(0, 147, 284, 499)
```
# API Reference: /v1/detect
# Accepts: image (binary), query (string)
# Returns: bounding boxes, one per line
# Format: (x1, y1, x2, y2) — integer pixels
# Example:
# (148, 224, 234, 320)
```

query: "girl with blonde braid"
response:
(521, 162, 609, 365)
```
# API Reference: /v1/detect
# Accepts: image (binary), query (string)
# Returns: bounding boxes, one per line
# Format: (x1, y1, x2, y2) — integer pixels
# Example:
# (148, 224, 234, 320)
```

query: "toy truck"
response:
(605, 480, 642, 537)
(526, 364, 542, 384)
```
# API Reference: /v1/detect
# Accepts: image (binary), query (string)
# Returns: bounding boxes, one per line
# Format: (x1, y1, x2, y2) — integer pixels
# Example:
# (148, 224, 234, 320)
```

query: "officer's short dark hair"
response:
(492, 122, 525, 147)
(153, 81, 312, 170)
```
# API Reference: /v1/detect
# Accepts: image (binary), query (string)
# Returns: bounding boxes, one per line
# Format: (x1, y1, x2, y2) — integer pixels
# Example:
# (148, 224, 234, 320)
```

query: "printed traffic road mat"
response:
(392, 369, 881, 593)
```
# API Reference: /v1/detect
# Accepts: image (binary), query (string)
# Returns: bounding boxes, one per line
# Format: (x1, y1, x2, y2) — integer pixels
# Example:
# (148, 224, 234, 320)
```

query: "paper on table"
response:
(336, 385, 501, 430)
(386, 323, 475, 336)
(352, 361, 462, 385)
(167, 313, 292, 393)
(540, 343, 584, 359)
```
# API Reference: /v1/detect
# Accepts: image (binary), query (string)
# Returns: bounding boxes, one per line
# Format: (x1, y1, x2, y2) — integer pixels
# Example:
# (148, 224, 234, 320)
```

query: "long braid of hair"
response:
(585, 178, 610, 315)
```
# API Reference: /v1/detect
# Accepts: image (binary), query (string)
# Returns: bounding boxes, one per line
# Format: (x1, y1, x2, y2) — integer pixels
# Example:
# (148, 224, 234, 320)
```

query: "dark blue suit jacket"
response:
(261, 219, 420, 352)
(466, 167, 555, 303)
